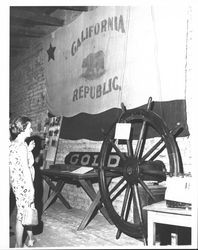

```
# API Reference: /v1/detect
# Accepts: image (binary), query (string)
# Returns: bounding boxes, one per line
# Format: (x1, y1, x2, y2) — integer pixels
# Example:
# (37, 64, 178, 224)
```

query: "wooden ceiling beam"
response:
(11, 32, 42, 38)
(16, 6, 88, 14)
(10, 46, 29, 50)
(11, 25, 46, 38)
(56, 6, 88, 12)
(10, 39, 30, 49)
(10, 8, 64, 26)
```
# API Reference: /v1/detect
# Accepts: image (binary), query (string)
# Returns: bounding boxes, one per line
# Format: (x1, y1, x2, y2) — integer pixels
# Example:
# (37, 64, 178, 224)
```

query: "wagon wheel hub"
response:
(123, 157, 139, 183)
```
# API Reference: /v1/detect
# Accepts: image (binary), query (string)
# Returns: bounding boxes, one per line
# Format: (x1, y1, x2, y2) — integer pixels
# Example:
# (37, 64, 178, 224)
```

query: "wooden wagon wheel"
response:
(98, 97, 182, 245)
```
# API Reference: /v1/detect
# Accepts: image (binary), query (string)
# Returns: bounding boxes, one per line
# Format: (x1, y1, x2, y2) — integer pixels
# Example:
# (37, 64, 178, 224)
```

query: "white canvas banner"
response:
(43, 5, 187, 117)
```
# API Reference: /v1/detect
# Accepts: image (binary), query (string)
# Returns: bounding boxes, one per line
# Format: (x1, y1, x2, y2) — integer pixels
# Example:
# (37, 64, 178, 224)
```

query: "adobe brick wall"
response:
(10, 46, 48, 133)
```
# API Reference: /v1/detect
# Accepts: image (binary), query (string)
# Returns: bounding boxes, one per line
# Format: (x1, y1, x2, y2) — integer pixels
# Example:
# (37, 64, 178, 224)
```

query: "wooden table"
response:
(40, 164, 114, 230)
(143, 200, 192, 246)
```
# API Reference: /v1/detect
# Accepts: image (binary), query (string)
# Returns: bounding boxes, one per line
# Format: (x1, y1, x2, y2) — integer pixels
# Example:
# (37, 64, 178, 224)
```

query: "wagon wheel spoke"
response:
(134, 120, 147, 159)
(116, 184, 133, 239)
(141, 122, 184, 162)
(109, 177, 125, 195)
(133, 184, 144, 226)
(111, 183, 127, 202)
(107, 138, 126, 161)
(126, 136, 133, 156)
(119, 184, 131, 217)
(124, 185, 134, 221)
(134, 184, 147, 245)
(140, 138, 164, 162)
(149, 144, 166, 161)
(134, 97, 152, 159)
(138, 178, 156, 202)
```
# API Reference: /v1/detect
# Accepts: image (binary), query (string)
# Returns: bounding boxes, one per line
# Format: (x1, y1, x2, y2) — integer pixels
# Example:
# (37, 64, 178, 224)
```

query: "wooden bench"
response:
(40, 152, 121, 230)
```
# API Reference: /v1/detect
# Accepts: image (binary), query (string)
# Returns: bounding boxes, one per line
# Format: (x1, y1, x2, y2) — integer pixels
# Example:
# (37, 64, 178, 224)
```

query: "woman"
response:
(9, 116, 36, 248)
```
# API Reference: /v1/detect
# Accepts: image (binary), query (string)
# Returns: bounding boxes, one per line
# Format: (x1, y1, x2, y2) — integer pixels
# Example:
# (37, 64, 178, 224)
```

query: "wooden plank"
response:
(11, 25, 46, 38)
(10, 8, 64, 26)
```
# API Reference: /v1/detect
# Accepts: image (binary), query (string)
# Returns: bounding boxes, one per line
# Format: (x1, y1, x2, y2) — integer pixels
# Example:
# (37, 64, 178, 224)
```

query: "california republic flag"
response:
(43, 6, 189, 140)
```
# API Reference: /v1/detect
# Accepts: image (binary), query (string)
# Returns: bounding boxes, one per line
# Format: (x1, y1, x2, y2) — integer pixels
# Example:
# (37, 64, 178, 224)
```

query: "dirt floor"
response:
(10, 200, 145, 249)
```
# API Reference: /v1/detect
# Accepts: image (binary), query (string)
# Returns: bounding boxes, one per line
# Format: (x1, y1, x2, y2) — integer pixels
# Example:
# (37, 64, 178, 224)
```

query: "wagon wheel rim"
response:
(98, 108, 180, 243)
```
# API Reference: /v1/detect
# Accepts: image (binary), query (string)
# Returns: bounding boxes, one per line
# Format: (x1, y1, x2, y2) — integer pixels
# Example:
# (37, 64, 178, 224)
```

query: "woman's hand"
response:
(28, 140, 35, 152)
(30, 202, 35, 209)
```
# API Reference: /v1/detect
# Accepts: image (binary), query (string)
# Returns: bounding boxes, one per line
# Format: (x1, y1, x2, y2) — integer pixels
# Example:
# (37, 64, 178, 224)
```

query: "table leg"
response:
(77, 179, 113, 230)
(43, 177, 72, 211)
(77, 190, 113, 230)
(147, 212, 156, 246)
(42, 178, 51, 204)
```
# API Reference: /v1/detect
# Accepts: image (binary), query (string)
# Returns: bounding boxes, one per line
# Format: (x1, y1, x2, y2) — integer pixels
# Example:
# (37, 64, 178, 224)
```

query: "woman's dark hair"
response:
(10, 116, 31, 141)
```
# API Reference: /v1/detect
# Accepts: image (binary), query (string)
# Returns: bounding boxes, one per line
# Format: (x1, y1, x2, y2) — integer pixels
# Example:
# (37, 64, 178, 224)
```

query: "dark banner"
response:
(59, 100, 189, 141)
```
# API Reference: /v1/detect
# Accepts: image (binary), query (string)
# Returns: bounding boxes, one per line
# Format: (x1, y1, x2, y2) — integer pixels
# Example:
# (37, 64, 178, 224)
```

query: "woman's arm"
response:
(18, 143, 35, 202)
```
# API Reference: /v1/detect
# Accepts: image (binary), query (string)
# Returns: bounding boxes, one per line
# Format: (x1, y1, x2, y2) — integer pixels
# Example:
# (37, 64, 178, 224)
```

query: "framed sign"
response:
(43, 115, 62, 169)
